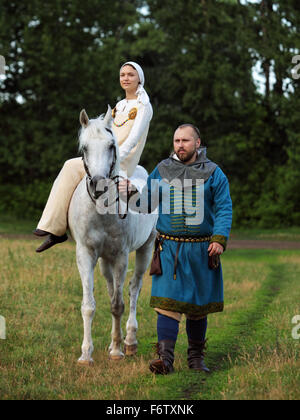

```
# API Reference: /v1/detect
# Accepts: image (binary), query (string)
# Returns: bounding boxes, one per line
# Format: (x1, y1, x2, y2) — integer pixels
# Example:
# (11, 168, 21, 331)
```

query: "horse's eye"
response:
(106, 128, 113, 135)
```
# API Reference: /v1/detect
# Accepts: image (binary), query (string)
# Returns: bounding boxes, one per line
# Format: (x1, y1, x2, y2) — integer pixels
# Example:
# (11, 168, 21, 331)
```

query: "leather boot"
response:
(187, 339, 210, 373)
(33, 229, 50, 237)
(149, 339, 176, 375)
(35, 233, 68, 253)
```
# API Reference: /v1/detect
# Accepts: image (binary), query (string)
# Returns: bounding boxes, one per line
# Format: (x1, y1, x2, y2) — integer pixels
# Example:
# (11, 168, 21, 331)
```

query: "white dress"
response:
(112, 98, 153, 177)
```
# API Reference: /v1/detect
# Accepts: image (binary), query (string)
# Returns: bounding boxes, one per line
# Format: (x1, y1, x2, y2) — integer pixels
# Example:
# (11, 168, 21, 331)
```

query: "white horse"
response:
(68, 107, 157, 364)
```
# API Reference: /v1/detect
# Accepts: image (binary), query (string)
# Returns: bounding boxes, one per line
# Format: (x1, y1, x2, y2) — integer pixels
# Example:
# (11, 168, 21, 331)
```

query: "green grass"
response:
(0, 235, 299, 400)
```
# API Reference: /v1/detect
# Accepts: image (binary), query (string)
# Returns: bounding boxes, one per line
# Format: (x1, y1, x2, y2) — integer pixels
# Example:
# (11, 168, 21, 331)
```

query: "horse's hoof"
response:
(124, 343, 138, 356)
(77, 359, 94, 366)
(109, 353, 124, 361)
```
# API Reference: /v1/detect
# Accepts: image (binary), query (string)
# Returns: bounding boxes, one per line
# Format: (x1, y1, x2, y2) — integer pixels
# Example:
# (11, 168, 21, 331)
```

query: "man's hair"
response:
(176, 124, 201, 140)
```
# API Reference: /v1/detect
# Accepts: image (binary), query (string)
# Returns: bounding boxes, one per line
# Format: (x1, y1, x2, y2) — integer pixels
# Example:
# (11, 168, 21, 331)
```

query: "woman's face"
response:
(120, 65, 140, 94)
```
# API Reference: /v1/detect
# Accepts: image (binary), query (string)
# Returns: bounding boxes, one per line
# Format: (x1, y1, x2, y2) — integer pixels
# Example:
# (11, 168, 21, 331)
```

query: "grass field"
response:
(0, 220, 300, 400)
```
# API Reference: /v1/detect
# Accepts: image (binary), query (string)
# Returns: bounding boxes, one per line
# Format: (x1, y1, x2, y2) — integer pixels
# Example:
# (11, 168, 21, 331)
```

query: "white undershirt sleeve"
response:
(119, 102, 153, 162)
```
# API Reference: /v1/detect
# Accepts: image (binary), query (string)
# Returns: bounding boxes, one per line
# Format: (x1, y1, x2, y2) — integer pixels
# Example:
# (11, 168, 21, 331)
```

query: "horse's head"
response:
(79, 106, 120, 200)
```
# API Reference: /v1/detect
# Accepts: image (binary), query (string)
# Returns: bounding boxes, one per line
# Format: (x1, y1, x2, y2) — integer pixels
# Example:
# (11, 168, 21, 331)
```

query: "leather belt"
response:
(158, 233, 212, 243)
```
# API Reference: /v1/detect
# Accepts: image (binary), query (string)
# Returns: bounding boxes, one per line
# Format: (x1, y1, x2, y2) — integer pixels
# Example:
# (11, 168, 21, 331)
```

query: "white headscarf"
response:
(121, 61, 150, 105)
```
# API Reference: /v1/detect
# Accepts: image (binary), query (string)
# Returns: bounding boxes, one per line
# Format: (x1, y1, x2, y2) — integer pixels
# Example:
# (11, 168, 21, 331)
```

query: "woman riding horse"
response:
(34, 61, 153, 252)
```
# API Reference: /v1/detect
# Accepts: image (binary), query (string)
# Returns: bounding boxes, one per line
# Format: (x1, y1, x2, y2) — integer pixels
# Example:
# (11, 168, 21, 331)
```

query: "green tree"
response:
(0, 0, 142, 217)
(0, 0, 299, 227)
(135, 0, 300, 227)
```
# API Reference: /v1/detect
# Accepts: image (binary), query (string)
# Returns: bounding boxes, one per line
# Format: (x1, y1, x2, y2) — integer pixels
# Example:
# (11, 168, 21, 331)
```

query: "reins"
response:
(82, 145, 128, 219)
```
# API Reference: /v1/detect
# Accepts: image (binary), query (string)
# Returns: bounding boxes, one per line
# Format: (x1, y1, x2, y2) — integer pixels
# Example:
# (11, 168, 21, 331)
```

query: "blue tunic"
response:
(145, 164, 232, 317)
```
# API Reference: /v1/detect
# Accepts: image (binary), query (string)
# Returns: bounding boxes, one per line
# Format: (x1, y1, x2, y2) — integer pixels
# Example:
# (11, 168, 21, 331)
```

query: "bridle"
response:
(82, 142, 128, 219)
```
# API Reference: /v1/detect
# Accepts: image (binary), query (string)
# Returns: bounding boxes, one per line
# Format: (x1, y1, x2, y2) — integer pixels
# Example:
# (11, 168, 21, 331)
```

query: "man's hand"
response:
(208, 242, 224, 256)
(118, 179, 137, 201)
(118, 179, 130, 197)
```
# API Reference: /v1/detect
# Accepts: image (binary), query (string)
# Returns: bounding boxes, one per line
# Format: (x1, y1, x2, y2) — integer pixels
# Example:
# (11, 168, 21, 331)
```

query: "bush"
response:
(0, 181, 52, 219)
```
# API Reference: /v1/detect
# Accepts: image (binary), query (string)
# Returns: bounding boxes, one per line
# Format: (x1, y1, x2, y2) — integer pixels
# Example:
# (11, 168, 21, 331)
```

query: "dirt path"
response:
(1, 233, 300, 250)
(227, 239, 300, 250)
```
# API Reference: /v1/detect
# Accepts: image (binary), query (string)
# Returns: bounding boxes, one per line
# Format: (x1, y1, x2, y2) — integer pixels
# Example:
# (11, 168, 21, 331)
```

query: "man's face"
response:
(173, 127, 201, 163)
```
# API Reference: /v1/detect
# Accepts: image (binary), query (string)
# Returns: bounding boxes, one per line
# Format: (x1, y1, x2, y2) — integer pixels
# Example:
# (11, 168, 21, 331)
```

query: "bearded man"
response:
(120, 123, 232, 375)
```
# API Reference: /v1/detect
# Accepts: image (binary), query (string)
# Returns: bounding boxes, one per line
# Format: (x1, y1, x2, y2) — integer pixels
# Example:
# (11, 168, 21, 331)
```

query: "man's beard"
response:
(175, 149, 197, 162)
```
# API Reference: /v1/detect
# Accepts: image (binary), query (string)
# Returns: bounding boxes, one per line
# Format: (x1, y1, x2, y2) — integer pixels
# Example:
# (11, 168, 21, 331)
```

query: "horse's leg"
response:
(77, 244, 97, 366)
(125, 228, 156, 356)
(108, 253, 128, 360)
(99, 258, 114, 353)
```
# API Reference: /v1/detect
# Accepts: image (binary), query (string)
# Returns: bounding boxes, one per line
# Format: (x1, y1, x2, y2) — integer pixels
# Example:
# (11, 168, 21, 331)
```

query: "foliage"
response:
(0, 0, 299, 227)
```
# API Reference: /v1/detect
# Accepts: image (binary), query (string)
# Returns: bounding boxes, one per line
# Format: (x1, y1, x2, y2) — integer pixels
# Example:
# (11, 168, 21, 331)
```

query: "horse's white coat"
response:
(68, 107, 157, 363)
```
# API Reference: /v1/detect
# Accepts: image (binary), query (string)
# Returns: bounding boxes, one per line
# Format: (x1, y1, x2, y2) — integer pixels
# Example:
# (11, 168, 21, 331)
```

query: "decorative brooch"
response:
(112, 107, 138, 127)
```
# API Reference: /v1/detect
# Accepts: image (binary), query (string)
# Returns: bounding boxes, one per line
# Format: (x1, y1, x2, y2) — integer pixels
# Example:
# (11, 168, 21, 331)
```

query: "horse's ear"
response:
(103, 105, 113, 129)
(80, 109, 89, 128)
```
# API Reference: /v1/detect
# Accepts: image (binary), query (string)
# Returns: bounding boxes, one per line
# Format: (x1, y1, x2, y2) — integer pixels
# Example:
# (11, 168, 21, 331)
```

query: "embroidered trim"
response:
(150, 296, 224, 317)
(210, 234, 227, 250)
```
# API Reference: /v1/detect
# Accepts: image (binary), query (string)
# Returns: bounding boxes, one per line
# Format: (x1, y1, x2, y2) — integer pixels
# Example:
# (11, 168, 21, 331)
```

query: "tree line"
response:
(0, 0, 299, 227)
